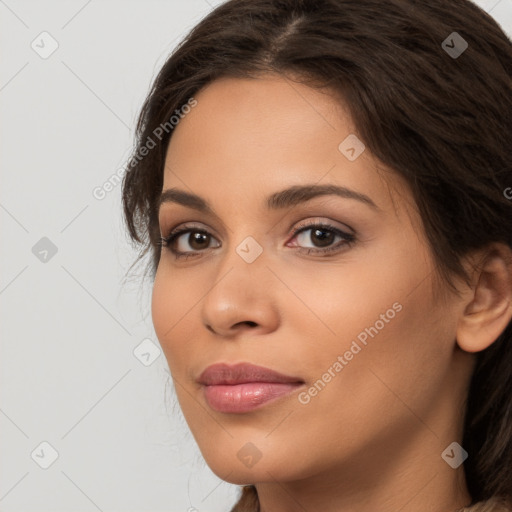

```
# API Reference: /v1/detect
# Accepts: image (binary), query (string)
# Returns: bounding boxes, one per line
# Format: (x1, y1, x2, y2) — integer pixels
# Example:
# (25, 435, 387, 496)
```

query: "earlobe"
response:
(456, 243, 512, 354)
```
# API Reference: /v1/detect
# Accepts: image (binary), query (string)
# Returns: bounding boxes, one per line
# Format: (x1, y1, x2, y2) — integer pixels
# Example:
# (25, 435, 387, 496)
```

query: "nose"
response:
(201, 247, 280, 338)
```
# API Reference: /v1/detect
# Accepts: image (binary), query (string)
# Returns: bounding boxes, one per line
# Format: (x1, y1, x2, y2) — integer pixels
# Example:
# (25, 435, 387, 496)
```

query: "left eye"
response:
(287, 223, 356, 255)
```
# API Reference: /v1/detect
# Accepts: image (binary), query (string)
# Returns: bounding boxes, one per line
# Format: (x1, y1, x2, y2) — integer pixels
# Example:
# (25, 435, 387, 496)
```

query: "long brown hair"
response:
(121, 0, 512, 510)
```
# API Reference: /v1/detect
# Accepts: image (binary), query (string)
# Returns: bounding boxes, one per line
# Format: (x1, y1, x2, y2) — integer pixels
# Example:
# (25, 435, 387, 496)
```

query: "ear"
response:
(456, 243, 512, 353)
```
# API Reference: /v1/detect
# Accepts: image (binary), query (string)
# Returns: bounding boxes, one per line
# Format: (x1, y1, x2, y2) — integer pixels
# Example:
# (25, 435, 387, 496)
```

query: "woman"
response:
(121, 0, 512, 510)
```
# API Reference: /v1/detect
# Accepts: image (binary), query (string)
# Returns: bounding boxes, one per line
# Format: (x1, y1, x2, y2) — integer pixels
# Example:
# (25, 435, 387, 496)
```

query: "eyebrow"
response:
(158, 184, 380, 215)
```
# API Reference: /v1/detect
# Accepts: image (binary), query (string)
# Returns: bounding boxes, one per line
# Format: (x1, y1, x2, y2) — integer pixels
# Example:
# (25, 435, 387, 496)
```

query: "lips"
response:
(197, 362, 304, 386)
(197, 363, 305, 413)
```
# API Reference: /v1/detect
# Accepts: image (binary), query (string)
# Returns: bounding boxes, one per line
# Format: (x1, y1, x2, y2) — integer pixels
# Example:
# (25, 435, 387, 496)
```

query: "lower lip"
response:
(202, 382, 303, 413)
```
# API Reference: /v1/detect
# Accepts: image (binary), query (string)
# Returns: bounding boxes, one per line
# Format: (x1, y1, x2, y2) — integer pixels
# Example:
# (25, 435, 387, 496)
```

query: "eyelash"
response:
(157, 220, 356, 260)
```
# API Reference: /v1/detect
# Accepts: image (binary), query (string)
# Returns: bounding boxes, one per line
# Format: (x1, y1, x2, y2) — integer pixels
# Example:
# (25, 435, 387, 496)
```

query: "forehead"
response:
(162, 75, 413, 221)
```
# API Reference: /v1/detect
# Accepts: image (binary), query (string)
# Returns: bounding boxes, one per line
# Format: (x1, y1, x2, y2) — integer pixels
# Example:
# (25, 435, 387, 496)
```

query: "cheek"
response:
(327, 281, 447, 429)
(151, 267, 190, 372)
(279, 276, 446, 474)
(292, 238, 443, 398)
(282, 244, 427, 353)
(151, 269, 168, 342)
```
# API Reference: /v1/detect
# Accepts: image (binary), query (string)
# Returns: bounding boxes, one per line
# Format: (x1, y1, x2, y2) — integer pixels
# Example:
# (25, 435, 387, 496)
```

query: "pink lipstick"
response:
(197, 362, 304, 413)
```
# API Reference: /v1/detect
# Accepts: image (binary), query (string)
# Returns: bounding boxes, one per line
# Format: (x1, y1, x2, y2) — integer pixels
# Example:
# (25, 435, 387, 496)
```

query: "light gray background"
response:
(1, 1, 511, 511)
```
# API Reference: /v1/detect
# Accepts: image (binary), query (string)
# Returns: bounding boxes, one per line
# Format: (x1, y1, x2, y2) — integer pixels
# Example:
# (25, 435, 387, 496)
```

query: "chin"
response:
(198, 441, 312, 486)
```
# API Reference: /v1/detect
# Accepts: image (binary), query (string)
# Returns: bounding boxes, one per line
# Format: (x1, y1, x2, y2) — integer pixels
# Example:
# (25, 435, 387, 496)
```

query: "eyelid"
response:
(288, 217, 355, 237)
(160, 220, 221, 240)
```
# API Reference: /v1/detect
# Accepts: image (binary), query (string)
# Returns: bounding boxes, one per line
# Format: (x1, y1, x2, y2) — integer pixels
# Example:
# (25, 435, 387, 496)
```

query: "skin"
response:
(152, 74, 512, 512)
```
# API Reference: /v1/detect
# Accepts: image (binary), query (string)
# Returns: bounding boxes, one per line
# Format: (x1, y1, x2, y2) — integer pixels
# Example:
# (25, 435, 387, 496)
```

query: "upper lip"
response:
(197, 363, 304, 386)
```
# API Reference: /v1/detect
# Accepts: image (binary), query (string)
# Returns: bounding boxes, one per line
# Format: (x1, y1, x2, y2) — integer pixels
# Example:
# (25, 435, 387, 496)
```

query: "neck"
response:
(255, 426, 472, 512)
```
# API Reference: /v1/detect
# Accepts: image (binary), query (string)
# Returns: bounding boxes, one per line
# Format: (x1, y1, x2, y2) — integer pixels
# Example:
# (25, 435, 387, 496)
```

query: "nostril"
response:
(239, 321, 257, 328)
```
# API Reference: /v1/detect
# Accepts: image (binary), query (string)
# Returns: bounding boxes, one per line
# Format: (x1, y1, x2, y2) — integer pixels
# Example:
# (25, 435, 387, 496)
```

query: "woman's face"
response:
(152, 74, 474, 487)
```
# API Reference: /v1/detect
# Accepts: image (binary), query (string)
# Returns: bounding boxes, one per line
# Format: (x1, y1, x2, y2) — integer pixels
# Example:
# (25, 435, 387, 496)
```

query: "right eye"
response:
(158, 224, 221, 259)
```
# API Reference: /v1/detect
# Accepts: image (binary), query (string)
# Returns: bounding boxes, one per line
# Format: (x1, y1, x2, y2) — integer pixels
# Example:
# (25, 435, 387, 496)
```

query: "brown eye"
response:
(289, 222, 356, 255)
(185, 231, 211, 251)
(303, 227, 336, 247)
(159, 226, 221, 259)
